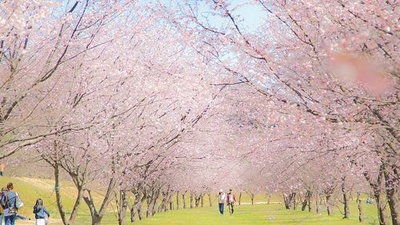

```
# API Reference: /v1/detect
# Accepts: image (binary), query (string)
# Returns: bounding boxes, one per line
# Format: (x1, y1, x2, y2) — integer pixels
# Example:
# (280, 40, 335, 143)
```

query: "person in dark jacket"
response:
(0, 187, 8, 225)
(33, 198, 50, 225)
(1, 183, 18, 225)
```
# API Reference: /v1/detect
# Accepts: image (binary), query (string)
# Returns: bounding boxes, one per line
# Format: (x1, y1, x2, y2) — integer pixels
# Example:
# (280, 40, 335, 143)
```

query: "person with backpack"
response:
(1, 183, 19, 225)
(33, 198, 50, 225)
(0, 187, 8, 225)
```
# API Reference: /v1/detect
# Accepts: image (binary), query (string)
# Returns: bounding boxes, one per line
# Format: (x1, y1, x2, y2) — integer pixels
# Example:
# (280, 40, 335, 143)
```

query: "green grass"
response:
(0, 176, 385, 225)
(0, 176, 87, 224)
(134, 203, 381, 225)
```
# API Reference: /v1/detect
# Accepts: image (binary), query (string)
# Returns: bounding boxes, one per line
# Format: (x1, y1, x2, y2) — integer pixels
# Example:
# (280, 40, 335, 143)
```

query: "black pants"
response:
(227, 202, 234, 214)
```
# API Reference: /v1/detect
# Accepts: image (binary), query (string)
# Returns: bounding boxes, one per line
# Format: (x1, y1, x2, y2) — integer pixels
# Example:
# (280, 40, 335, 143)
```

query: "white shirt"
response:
(218, 192, 226, 204)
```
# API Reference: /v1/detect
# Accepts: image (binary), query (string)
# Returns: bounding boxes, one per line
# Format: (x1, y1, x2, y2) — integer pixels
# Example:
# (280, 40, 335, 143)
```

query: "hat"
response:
(220, 189, 223, 192)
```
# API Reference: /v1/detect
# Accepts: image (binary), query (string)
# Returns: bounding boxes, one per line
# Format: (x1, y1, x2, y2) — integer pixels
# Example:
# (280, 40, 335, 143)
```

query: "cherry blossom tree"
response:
(2, 1, 398, 224)
(162, 0, 399, 224)
(0, 0, 133, 158)
(3, 0, 215, 224)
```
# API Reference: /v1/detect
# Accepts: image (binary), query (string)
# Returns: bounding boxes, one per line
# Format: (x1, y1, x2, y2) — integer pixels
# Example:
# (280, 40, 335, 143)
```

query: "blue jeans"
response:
(218, 203, 224, 214)
(4, 214, 16, 225)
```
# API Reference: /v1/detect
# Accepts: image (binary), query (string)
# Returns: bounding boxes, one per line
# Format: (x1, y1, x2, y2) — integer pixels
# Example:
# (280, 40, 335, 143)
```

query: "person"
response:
(226, 189, 236, 215)
(0, 163, 5, 176)
(1, 182, 18, 225)
(217, 189, 226, 215)
(33, 198, 50, 225)
(0, 187, 7, 225)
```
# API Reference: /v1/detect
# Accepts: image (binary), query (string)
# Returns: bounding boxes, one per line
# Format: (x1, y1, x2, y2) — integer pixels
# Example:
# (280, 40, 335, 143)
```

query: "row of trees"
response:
(172, 1, 398, 224)
(1, 1, 398, 225)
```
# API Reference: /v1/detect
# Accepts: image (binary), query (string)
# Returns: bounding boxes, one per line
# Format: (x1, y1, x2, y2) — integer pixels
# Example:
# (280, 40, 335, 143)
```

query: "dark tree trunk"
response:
(116, 189, 128, 225)
(83, 177, 116, 225)
(326, 194, 333, 216)
(266, 193, 272, 205)
(189, 192, 194, 208)
(207, 193, 212, 207)
(130, 189, 140, 222)
(383, 164, 399, 225)
(193, 193, 203, 207)
(364, 163, 387, 225)
(158, 187, 172, 213)
(145, 185, 160, 218)
(374, 191, 387, 225)
(53, 160, 67, 225)
(357, 200, 363, 222)
(176, 191, 180, 210)
(324, 184, 336, 216)
(301, 190, 311, 212)
(182, 192, 186, 209)
(341, 177, 350, 219)
(283, 192, 296, 210)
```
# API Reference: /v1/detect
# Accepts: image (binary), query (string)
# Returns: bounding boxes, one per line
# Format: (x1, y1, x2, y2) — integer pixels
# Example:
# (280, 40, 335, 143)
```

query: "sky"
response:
(198, 0, 266, 32)
(156, 0, 267, 33)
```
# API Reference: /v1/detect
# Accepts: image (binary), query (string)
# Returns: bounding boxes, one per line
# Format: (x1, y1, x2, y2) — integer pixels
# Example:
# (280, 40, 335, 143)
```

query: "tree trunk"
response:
(301, 190, 311, 212)
(189, 192, 193, 208)
(207, 193, 212, 207)
(158, 187, 172, 212)
(182, 192, 186, 209)
(283, 192, 296, 210)
(384, 165, 399, 225)
(342, 191, 349, 219)
(324, 184, 336, 216)
(116, 189, 128, 225)
(363, 163, 387, 225)
(315, 192, 319, 214)
(293, 193, 297, 210)
(357, 200, 363, 222)
(48, 141, 79, 225)
(266, 193, 272, 205)
(83, 177, 117, 225)
(130, 189, 143, 222)
(53, 161, 67, 225)
(146, 186, 160, 217)
(326, 193, 332, 216)
(341, 177, 350, 219)
(176, 191, 180, 210)
(66, 180, 84, 225)
(374, 191, 387, 225)
(194, 193, 201, 207)
(238, 191, 242, 205)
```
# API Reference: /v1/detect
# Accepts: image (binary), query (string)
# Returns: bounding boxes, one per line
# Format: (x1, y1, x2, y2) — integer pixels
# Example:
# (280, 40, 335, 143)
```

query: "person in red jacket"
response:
(226, 189, 236, 215)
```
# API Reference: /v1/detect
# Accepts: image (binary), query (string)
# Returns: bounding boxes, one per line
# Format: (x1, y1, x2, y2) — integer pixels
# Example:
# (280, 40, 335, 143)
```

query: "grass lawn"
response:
(134, 203, 381, 225)
(13, 203, 383, 225)
(0, 177, 384, 225)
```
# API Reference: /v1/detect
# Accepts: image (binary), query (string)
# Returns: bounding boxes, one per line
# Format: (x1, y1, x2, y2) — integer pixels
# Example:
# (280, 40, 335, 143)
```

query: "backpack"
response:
(0, 191, 8, 210)
(0, 194, 3, 214)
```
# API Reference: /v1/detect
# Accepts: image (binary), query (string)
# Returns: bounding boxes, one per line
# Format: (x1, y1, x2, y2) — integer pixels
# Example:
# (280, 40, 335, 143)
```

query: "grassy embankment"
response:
(0, 176, 383, 225)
